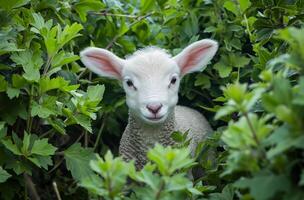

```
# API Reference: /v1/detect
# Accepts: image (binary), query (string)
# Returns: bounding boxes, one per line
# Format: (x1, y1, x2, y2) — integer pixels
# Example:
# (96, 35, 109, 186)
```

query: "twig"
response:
(243, 112, 260, 146)
(52, 181, 62, 200)
(94, 115, 107, 150)
(48, 157, 65, 174)
(155, 180, 165, 200)
(84, 130, 88, 148)
(43, 56, 52, 76)
(91, 11, 138, 18)
(24, 173, 40, 200)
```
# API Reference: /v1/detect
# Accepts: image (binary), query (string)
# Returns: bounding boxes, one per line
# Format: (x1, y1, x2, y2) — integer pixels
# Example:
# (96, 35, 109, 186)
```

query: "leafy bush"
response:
(0, 0, 304, 199)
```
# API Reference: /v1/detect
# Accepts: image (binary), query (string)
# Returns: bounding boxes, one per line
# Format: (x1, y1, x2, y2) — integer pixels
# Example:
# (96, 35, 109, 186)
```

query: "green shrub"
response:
(0, 0, 303, 199)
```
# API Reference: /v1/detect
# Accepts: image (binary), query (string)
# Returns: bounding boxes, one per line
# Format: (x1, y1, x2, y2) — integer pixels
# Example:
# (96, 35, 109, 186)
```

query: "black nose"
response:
(146, 103, 162, 114)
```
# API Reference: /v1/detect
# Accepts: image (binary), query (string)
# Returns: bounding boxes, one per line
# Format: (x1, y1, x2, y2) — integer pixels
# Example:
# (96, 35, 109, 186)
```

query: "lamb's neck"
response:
(127, 111, 176, 143)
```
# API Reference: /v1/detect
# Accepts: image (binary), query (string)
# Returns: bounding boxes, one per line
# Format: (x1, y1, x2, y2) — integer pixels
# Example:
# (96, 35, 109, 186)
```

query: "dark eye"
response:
(126, 79, 137, 90)
(170, 77, 177, 85)
(126, 80, 134, 87)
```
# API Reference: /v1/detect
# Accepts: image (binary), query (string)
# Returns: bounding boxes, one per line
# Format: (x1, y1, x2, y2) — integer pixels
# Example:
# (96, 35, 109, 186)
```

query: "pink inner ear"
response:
(180, 44, 212, 74)
(87, 53, 121, 78)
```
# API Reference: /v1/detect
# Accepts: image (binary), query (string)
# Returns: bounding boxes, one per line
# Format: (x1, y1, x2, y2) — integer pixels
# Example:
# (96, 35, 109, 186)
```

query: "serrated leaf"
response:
(64, 143, 95, 181)
(87, 84, 105, 102)
(234, 173, 290, 200)
(39, 77, 78, 93)
(214, 62, 232, 78)
(31, 138, 57, 156)
(6, 87, 20, 99)
(0, 40, 23, 55)
(31, 101, 57, 118)
(51, 51, 79, 68)
(10, 50, 43, 82)
(74, 0, 104, 22)
(0, 167, 11, 183)
(28, 155, 53, 170)
(57, 23, 83, 50)
(1, 138, 22, 155)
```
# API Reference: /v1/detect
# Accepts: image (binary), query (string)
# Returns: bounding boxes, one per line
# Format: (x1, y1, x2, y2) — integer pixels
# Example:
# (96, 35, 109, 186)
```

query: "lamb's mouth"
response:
(144, 115, 165, 122)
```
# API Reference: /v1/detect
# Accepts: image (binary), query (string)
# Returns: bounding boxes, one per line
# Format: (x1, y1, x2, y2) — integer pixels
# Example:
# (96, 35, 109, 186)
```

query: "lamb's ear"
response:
(80, 47, 125, 79)
(173, 39, 218, 76)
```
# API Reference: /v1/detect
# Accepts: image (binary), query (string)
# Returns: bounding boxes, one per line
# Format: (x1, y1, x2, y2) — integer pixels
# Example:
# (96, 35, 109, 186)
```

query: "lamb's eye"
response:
(125, 79, 137, 90)
(126, 80, 134, 87)
(170, 77, 177, 85)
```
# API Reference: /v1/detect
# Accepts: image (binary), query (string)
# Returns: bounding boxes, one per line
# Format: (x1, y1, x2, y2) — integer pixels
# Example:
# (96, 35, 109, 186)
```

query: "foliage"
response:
(0, 0, 304, 199)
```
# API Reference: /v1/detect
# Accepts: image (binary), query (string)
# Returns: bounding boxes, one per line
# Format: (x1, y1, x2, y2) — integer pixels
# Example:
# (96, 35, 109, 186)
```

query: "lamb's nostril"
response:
(146, 103, 162, 114)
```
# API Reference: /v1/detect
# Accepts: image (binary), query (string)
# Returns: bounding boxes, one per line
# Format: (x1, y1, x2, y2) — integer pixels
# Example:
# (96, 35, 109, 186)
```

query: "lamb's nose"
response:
(146, 103, 162, 114)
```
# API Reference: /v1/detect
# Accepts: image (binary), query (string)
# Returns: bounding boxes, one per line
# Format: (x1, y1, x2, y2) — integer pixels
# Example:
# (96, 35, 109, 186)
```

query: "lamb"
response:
(80, 39, 218, 169)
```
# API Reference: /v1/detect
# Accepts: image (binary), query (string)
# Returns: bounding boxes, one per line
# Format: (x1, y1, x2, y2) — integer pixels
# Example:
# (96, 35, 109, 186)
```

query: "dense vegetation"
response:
(0, 0, 304, 199)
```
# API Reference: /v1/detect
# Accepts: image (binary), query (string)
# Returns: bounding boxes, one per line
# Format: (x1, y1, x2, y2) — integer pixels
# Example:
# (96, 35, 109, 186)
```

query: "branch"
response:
(91, 11, 138, 19)
(53, 181, 62, 200)
(24, 173, 40, 200)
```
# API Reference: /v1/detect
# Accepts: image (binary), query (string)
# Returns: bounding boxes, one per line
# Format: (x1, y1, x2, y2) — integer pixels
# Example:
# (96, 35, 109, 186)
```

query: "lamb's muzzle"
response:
(80, 39, 218, 169)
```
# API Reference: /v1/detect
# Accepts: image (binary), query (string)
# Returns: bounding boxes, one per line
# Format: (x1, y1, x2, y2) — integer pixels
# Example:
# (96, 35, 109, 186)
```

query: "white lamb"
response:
(80, 39, 218, 169)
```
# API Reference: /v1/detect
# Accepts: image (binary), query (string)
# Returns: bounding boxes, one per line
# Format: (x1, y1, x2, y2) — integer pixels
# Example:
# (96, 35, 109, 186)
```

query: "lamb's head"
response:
(80, 39, 218, 124)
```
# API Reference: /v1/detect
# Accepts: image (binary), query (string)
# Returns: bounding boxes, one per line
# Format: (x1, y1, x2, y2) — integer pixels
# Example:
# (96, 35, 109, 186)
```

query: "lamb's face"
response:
(80, 39, 218, 124)
(122, 50, 180, 123)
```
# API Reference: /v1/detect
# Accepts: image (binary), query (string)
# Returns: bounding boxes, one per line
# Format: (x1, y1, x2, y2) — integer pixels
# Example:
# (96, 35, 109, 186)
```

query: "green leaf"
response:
(1, 138, 22, 156)
(0, 167, 11, 183)
(21, 131, 31, 155)
(140, 0, 155, 13)
(28, 155, 53, 170)
(234, 173, 290, 200)
(74, 0, 104, 22)
(39, 77, 79, 93)
(224, 1, 238, 15)
(10, 50, 43, 82)
(64, 143, 96, 181)
(214, 62, 232, 78)
(31, 138, 57, 156)
(31, 100, 57, 118)
(87, 84, 105, 102)
(0, 40, 23, 55)
(51, 51, 80, 68)
(57, 23, 83, 50)
(266, 125, 304, 158)
(0, 75, 7, 92)
(12, 74, 27, 89)
(239, 0, 251, 13)
(6, 87, 20, 99)
(208, 184, 234, 200)
(0, 0, 30, 10)
(222, 114, 272, 149)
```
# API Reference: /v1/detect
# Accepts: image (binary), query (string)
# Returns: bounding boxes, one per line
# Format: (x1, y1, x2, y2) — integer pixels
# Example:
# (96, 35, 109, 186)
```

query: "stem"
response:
(155, 180, 165, 200)
(84, 130, 88, 148)
(106, 172, 114, 200)
(43, 56, 52, 76)
(52, 181, 62, 200)
(39, 128, 54, 139)
(244, 112, 260, 146)
(26, 86, 34, 133)
(24, 173, 40, 200)
(94, 115, 106, 150)
(48, 157, 65, 174)
(92, 11, 138, 18)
